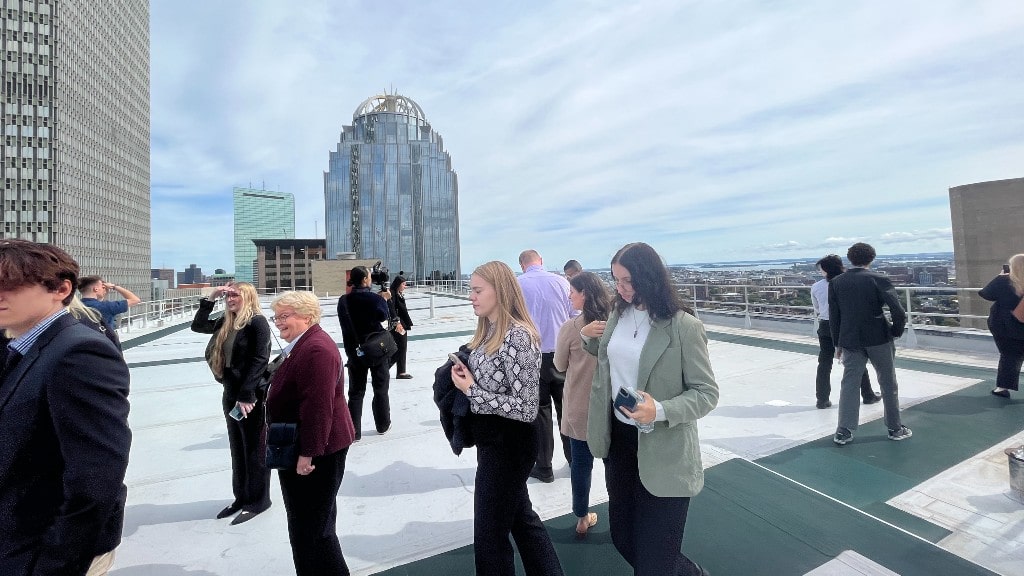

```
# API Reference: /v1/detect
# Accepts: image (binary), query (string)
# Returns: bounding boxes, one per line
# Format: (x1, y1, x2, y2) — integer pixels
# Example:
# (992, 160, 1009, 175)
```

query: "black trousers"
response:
(221, 390, 271, 510)
(389, 329, 409, 374)
(606, 417, 702, 576)
(472, 414, 564, 576)
(347, 356, 391, 436)
(534, 352, 571, 472)
(278, 448, 350, 576)
(993, 335, 1024, 391)
(816, 320, 875, 403)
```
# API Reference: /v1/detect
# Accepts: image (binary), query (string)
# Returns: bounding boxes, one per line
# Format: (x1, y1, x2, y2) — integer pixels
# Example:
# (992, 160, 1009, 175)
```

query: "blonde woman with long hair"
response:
(980, 253, 1024, 397)
(191, 282, 272, 524)
(450, 261, 564, 576)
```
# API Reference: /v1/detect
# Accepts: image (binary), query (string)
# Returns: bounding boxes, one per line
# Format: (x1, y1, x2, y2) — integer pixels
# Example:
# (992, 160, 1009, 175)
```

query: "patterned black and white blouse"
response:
(466, 322, 541, 423)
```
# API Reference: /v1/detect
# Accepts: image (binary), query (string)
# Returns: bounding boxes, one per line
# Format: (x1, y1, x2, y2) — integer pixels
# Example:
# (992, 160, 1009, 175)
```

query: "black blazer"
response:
(389, 291, 414, 331)
(191, 298, 272, 403)
(828, 267, 907, 349)
(980, 275, 1024, 340)
(0, 315, 131, 576)
(337, 288, 390, 359)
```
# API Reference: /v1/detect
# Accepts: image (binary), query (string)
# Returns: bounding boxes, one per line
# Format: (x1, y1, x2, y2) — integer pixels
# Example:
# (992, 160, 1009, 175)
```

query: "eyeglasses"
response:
(225, 293, 241, 299)
(614, 277, 632, 288)
(271, 313, 296, 323)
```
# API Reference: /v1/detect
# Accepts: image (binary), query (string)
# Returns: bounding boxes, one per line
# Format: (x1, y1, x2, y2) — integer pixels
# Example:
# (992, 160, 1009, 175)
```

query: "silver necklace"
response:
(632, 307, 642, 338)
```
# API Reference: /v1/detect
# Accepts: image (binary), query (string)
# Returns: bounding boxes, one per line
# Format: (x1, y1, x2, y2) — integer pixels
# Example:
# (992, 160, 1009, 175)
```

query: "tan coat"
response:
(553, 316, 595, 441)
(584, 308, 719, 497)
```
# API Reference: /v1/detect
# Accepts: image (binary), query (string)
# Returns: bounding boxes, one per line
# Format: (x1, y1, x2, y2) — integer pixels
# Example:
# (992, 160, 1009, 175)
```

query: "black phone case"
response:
(614, 388, 638, 411)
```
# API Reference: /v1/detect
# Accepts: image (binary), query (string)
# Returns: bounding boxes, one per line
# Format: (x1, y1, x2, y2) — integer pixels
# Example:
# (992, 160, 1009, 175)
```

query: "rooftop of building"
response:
(110, 290, 1023, 576)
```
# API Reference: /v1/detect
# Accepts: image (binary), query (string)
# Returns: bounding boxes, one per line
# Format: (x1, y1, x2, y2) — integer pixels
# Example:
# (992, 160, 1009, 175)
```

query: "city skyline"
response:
(150, 1, 1024, 275)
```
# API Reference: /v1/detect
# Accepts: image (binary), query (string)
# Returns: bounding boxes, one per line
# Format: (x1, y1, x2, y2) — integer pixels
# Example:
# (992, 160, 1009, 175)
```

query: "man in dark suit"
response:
(828, 242, 912, 446)
(0, 239, 131, 576)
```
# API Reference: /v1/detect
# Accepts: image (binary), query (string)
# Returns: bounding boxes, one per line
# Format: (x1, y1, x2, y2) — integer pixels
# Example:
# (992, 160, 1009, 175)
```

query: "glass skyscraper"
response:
(324, 94, 460, 283)
(233, 187, 295, 283)
(2, 0, 151, 297)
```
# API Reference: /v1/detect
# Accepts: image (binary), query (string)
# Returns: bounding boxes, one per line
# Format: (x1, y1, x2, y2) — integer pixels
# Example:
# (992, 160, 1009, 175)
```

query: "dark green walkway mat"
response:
(757, 380, 1024, 542)
(373, 457, 993, 575)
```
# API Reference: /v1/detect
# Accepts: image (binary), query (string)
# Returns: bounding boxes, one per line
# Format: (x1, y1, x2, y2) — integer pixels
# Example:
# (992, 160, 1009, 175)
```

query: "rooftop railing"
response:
(419, 280, 989, 350)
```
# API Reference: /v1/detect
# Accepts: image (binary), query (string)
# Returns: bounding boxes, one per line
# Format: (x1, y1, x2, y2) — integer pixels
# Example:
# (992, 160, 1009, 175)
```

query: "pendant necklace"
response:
(632, 307, 642, 338)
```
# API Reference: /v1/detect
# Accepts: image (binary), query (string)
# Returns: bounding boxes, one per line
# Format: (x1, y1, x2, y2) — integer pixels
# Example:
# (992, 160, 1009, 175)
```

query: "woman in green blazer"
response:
(582, 242, 719, 576)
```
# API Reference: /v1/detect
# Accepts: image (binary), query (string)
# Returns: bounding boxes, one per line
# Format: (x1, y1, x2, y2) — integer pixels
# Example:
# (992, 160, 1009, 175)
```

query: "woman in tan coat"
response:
(553, 271, 611, 536)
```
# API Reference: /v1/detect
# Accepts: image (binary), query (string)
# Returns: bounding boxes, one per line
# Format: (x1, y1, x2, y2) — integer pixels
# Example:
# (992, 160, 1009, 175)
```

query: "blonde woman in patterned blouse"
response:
(451, 261, 564, 576)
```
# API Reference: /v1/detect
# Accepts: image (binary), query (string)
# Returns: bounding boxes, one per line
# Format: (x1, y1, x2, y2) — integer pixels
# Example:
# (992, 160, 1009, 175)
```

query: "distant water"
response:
(678, 252, 954, 273)
(585, 252, 953, 274)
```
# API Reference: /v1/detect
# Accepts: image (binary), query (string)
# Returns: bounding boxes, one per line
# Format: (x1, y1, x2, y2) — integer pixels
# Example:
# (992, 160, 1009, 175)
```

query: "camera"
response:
(371, 261, 390, 291)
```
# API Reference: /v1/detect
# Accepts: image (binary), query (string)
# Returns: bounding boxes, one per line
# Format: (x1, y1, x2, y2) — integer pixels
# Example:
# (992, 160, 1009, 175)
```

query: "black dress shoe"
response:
(231, 503, 270, 525)
(529, 466, 554, 483)
(396, 373, 413, 379)
(863, 393, 882, 404)
(992, 388, 1011, 398)
(216, 503, 242, 519)
(816, 400, 832, 409)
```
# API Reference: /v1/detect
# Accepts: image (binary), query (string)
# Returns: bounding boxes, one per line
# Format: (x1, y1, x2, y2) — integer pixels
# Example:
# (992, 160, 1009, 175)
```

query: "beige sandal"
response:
(575, 512, 598, 536)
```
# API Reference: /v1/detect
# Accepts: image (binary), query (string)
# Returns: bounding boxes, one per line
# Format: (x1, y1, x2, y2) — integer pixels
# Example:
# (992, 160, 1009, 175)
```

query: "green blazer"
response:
(585, 308, 719, 497)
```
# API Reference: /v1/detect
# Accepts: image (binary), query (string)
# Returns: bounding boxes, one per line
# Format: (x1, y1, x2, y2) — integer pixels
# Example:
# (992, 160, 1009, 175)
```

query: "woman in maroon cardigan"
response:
(266, 291, 356, 576)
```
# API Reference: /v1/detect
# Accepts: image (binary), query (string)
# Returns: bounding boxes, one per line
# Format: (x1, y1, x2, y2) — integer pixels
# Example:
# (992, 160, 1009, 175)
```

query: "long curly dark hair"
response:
(569, 271, 612, 324)
(611, 242, 692, 321)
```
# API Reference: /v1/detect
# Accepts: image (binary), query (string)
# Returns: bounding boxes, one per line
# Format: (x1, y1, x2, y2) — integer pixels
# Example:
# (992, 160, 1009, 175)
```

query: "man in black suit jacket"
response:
(0, 240, 131, 576)
(828, 242, 912, 446)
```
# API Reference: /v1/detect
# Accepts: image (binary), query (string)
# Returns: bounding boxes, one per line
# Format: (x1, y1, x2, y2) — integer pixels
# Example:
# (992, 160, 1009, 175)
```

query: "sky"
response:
(150, 0, 1024, 274)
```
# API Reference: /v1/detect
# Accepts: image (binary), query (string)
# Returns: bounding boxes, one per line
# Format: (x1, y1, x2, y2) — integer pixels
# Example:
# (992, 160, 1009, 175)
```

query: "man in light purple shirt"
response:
(517, 249, 574, 482)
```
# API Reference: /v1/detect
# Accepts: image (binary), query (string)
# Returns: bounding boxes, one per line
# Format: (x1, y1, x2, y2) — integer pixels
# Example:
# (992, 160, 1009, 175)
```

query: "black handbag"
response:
(359, 330, 398, 366)
(265, 422, 299, 470)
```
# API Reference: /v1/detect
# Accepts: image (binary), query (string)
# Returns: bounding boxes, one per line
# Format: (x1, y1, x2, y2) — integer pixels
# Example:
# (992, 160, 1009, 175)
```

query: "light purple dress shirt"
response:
(517, 264, 574, 352)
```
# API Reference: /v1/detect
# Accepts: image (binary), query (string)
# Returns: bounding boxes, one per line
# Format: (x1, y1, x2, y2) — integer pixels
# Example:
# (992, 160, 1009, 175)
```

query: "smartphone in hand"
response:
(448, 353, 464, 367)
(228, 404, 245, 421)
(614, 387, 642, 412)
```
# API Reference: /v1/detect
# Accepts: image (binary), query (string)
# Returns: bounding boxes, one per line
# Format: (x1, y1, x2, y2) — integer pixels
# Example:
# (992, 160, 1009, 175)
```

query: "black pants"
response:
(221, 390, 271, 511)
(347, 357, 391, 437)
(472, 414, 564, 576)
(816, 320, 875, 403)
(534, 352, 570, 473)
(389, 329, 409, 374)
(278, 448, 350, 576)
(606, 417, 702, 576)
(993, 335, 1024, 391)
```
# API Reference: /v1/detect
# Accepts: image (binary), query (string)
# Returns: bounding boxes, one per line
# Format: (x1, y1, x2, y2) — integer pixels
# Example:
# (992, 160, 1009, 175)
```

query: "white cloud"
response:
(150, 0, 1024, 273)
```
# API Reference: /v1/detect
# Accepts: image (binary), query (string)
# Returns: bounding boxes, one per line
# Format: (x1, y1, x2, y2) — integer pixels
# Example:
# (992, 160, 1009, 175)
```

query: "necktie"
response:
(1, 349, 22, 382)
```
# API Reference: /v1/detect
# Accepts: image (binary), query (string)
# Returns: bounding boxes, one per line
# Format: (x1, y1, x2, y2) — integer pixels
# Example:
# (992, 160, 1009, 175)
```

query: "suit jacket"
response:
(266, 324, 355, 457)
(337, 288, 390, 360)
(432, 347, 473, 455)
(979, 274, 1024, 340)
(828, 267, 907, 349)
(584, 309, 719, 498)
(388, 291, 414, 331)
(0, 315, 131, 576)
(191, 298, 272, 403)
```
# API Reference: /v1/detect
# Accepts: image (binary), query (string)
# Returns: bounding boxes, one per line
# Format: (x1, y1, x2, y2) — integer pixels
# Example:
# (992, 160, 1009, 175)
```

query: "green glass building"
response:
(233, 187, 294, 283)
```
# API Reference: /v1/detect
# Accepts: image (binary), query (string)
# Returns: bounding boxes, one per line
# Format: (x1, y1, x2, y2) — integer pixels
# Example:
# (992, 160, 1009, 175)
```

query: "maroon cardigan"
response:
(266, 323, 355, 457)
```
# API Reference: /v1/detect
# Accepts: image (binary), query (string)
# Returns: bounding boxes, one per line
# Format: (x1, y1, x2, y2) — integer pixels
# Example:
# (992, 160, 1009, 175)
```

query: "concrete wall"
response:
(950, 177, 1024, 328)
(310, 259, 380, 297)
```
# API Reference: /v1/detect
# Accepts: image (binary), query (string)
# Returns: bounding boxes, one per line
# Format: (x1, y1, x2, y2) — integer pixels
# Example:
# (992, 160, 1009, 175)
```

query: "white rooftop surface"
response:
(111, 291, 1024, 576)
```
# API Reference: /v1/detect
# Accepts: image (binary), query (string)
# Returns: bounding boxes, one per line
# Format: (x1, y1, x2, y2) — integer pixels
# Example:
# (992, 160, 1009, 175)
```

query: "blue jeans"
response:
(569, 438, 594, 518)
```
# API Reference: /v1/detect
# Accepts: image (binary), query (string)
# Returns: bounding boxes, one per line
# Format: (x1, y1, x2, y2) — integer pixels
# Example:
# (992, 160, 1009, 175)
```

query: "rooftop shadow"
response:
(122, 500, 229, 538)
(341, 460, 476, 497)
(111, 565, 218, 576)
